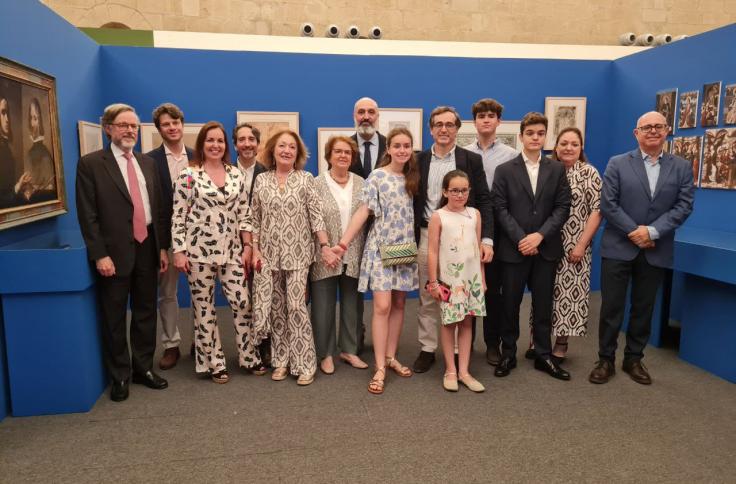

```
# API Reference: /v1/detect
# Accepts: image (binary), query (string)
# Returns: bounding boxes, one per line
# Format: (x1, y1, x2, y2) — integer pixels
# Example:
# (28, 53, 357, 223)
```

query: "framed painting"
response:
(139, 122, 204, 153)
(235, 111, 299, 146)
(700, 81, 721, 127)
(316, 127, 354, 174)
(0, 56, 66, 230)
(672, 136, 702, 186)
(497, 120, 521, 151)
(723, 84, 736, 125)
(678, 90, 699, 129)
(378, 108, 423, 150)
(701, 128, 736, 190)
(77, 121, 102, 157)
(544, 97, 587, 150)
(655, 89, 677, 135)
(457, 120, 477, 147)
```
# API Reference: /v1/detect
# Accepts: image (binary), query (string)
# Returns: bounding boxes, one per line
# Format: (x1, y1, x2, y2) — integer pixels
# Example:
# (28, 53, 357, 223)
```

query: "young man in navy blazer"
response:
(491, 112, 571, 380)
(146, 103, 194, 370)
(589, 111, 694, 385)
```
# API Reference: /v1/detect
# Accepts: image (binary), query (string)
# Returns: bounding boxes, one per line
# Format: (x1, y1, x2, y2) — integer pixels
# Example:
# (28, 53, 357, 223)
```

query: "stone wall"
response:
(41, 0, 736, 45)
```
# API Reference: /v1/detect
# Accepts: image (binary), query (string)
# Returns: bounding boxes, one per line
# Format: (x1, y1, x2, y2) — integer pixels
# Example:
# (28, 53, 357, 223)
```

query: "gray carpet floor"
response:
(1, 293, 735, 483)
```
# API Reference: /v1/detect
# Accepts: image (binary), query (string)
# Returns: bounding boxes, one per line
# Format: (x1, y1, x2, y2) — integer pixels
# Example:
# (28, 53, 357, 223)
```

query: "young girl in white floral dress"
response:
(427, 170, 486, 393)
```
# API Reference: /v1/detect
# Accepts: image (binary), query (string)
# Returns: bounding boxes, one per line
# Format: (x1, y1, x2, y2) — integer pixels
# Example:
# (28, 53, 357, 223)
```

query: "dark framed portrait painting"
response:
(0, 56, 66, 230)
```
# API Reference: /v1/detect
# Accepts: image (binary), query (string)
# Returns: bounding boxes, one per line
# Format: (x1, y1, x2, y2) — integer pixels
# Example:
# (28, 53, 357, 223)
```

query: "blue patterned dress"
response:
(357, 168, 419, 292)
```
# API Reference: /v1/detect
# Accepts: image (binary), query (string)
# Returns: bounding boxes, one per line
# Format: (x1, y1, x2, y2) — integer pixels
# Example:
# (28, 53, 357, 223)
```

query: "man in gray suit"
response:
(589, 111, 694, 385)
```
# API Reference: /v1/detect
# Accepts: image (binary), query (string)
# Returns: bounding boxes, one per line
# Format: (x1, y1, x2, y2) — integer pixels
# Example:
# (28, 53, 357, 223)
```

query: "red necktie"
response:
(123, 152, 148, 243)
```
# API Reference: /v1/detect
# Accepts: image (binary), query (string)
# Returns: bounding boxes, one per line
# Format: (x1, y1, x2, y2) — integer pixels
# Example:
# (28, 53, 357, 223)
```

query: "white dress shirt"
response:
(237, 158, 256, 199)
(325, 172, 354, 235)
(165, 143, 189, 187)
(111, 143, 152, 224)
(522, 150, 541, 195)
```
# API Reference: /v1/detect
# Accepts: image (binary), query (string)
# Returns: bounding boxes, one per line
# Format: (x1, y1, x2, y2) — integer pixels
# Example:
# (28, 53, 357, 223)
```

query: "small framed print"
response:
(701, 128, 736, 190)
(655, 89, 677, 135)
(77, 121, 102, 157)
(378, 108, 423, 150)
(678, 90, 699, 129)
(316, 127, 354, 174)
(700, 82, 721, 127)
(139, 122, 204, 153)
(544, 97, 586, 150)
(235, 111, 299, 145)
(672, 136, 702, 186)
(457, 120, 477, 148)
(723, 84, 736, 125)
(497, 120, 521, 151)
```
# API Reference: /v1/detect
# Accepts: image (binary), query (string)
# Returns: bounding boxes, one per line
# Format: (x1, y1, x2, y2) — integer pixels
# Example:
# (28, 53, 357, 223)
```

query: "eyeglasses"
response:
(447, 188, 470, 196)
(637, 124, 667, 132)
(432, 122, 458, 131)
(110, 122, 139, 131)
(331, 149, 352, 156)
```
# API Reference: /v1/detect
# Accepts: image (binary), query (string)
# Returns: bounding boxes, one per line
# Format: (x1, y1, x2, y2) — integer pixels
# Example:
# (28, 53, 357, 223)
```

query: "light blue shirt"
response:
(464, 138, 518, 192)
(641, 150, 663, 240)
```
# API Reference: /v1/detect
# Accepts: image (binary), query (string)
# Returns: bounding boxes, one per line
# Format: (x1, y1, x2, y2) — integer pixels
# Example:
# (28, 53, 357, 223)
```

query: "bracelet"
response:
(338, 242, 348, 251)
(243, 241, 253, 248)
(320, 242, 329, 248)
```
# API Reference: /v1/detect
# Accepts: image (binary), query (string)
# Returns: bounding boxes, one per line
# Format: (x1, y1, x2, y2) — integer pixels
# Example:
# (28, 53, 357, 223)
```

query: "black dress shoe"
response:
(589, 360, 615, 384)
(622, 360, 652, 385)
(485, 345, 501, 366)
(534, 358, 570, 381)
(110, 379, 129, 402)
(494, 357, 517, 377)
(132, 370, 169, 390)
(524, 348, 536, 360)
(412, 350, 435, 373)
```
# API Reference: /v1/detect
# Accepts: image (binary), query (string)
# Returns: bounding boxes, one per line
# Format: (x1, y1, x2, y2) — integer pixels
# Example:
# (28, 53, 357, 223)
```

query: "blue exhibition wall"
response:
(0, 1, 102, 248)
(612, 23, 736, 233)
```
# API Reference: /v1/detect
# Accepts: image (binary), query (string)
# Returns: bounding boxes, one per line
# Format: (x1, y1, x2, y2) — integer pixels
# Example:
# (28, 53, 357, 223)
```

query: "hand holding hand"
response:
(96, 256, 115, 277)
(331, 244, 346, 258)
(321, 246, 339, 268)
(242, 246, 253, 273)
(567, 244, 586, 263)
(628, 226, 652, 248)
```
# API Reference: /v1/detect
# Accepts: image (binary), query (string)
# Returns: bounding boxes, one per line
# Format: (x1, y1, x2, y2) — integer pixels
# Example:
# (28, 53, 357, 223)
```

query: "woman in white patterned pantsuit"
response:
(310, 136, 368, 374)
(171, 121, 264, 384)
(248, 129, 338, 386)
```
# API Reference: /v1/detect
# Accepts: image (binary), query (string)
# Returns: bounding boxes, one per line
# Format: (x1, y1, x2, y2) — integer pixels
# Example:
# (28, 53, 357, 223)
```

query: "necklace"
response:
(329, 171, 349, 185)
(446, 206, 472, 219)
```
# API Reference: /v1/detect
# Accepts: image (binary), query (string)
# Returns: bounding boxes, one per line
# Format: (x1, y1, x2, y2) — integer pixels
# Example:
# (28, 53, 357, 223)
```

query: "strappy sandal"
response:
(368, 367, 386, 395)
(211, 369, 229, 384)
(386, 357, 413, 377)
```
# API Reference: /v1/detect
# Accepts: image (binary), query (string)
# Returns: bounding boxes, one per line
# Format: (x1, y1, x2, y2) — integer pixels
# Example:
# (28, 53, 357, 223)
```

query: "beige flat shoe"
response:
(443, 372, 459, 392)
(339, 352, 369, 369)
(272, 367, 288, 381)
(459, 374, 485, 393)
(320, 357, 335, 375)
(297, 373, 315, 386)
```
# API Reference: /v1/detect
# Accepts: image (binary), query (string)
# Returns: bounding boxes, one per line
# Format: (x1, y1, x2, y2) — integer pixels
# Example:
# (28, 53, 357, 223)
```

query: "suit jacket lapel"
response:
(534, 158, 552, 201)
(102, 148, 132, 203)
(454, 147, 467, 173)
(629, 151, 653, 201)
(653, 154, 674, 200)
(512, 157, 535, 201)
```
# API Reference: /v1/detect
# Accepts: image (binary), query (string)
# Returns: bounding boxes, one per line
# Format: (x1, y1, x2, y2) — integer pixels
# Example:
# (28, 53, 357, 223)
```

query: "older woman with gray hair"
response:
(310, 135, 369, 374)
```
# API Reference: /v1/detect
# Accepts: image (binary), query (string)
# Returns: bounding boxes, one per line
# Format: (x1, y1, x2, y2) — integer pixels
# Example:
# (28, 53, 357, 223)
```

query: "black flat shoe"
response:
(494, 357, 517, 377)
(110, 379, 129, 402)
(132, 370, 169, 390)
(412, 350, 435, 373)
(524, 348, 536, 360)
(534, 358, 570, 381)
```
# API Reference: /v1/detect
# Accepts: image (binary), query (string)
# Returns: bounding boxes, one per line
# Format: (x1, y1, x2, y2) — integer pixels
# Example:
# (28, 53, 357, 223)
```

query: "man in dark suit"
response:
(349, 97, 386, 178)
(491, 112, 571, 380)
(76, 103, 169, 402)
(233, 121, 270, 368)
(589, 111, 694, 385)
(146, 103, 194, 370)
(412, 105, 495, 373)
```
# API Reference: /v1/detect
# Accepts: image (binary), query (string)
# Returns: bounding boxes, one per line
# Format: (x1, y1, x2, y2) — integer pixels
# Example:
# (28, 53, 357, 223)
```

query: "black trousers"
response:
(482, 257, 505, 349)
(500, 255, 557, 360)
(598, 252, 664, 363)
(96, 229, 158, 381)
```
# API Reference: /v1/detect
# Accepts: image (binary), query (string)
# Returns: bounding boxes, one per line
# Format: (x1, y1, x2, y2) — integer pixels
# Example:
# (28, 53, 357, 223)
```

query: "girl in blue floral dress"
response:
(427, 170, 486, 393)
(333, 127, 419, 394)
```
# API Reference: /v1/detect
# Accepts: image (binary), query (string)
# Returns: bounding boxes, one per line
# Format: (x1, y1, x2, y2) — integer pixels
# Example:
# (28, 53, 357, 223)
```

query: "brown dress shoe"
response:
(622, 360, 652, 385)
(159, 347, 180, 370)
(588, 360, 615, 384)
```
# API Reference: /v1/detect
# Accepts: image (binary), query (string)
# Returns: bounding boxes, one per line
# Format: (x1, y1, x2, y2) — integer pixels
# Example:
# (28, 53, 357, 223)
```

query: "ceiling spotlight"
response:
(635, 33, 654, 46)
(369, 26, 382, 40)
(618, 32, 636, 46)
(653, 34, 672, 46)
(325, 24, 340, 38)
(300, 22, 314, 37)
(345, 25, 360, 39)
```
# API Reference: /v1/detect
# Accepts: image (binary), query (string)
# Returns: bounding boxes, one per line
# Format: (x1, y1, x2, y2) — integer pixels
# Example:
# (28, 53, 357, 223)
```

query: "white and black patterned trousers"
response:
(188, 262, 260, 374)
